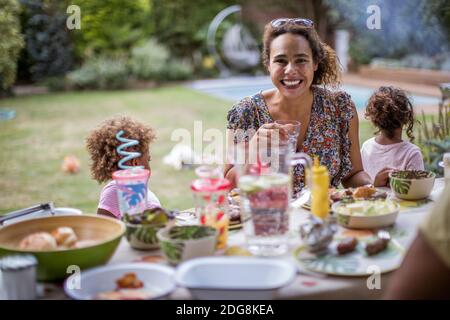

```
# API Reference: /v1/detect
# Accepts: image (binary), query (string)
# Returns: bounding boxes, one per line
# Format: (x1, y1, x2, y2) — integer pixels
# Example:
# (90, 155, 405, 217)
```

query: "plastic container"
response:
(0, 255, 37, 300)
(112, 168, 150, 215)
(191, 166, 231, 250)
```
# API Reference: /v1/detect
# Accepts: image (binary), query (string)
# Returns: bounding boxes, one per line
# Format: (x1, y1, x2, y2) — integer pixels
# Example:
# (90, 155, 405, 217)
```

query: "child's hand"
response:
(373, 167, 396, 187)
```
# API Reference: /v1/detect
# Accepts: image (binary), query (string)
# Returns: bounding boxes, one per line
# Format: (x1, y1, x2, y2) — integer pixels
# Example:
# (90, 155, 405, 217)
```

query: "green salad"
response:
(168, 226, 216, 240)
(334, 200, 398, 216)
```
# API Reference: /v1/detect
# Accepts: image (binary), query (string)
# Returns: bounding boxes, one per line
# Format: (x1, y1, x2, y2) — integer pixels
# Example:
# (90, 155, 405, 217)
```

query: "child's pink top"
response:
(361, 137, 425, 181)
(98, 181, 161, 219)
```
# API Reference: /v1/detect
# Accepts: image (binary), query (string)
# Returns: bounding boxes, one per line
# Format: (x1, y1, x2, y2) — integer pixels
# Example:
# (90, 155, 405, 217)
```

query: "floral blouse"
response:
(227, 86, 356, 198)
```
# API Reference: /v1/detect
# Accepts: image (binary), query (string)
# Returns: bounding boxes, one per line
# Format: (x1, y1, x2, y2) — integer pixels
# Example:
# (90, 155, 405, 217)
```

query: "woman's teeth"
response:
(281, 80, 302, 88)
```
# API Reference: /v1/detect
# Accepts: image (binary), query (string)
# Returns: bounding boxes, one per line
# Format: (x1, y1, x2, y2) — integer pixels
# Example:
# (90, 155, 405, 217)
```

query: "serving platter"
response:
(293, 233, 405, 277)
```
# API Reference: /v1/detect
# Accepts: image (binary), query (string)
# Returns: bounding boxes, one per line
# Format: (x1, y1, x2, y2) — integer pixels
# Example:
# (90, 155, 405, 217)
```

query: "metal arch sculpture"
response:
(207, 5, 260, 76)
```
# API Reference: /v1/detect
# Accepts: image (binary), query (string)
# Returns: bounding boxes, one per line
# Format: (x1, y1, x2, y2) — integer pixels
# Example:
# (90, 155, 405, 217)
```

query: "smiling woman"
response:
(225, 18, 373, 197)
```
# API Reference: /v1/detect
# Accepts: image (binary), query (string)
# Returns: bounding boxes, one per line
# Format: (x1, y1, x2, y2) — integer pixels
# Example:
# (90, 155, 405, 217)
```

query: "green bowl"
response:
(0, 215, 125, 281)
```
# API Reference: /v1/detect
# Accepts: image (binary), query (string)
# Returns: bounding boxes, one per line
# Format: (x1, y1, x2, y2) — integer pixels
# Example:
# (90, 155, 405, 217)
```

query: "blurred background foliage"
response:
(0, 0, 449, 92)
(19, 0, 74, 82)
(0, 0, 24, 92)
(69, 0, 151, 58)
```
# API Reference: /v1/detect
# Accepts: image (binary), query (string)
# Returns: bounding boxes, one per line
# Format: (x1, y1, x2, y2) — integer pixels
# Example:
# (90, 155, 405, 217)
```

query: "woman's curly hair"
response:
(86, 116, 156, 183)
(365, 86, 416, 141)
(262, 21, 341, 87)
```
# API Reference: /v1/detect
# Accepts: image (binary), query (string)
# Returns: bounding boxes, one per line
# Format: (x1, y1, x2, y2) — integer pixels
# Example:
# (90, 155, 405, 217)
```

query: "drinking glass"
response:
(274, 120, 301, 153)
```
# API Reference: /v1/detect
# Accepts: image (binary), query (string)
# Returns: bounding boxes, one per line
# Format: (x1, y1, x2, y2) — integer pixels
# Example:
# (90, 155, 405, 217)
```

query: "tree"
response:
(70, 0, 151, 58)
(20, 0, 74, 81)
(150, 0, 237, 60)
(0, 0, 25, 90)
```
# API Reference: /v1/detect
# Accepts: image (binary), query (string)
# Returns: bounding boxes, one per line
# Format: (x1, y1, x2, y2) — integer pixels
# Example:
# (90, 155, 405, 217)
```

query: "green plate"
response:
(293, 238, 405, 277)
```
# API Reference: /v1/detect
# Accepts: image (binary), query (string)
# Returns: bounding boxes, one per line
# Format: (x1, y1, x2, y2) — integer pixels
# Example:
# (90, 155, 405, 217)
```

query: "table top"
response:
(40, 179, 446, 300)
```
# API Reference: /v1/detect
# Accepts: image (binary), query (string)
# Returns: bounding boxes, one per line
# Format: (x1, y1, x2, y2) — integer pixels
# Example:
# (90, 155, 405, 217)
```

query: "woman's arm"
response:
(341, 105, 372, 187)
(224, 164, 237, 188)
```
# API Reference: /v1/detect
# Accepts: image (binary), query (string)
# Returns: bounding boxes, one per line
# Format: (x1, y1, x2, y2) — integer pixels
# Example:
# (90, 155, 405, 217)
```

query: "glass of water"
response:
(274, 120, 301, 153)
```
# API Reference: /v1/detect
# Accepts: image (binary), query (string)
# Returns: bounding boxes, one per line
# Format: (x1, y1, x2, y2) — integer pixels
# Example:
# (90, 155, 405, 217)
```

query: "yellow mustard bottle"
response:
(311, 157, 330, 219)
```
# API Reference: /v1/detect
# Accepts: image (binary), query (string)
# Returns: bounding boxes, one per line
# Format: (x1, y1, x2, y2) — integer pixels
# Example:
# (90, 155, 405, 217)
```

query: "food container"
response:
(191, 165, 231, 249)
(0, 255, 37, 300)
(442, 153, 450, 187)
(64, 263, 175, 300)
(123, 208, 172, 250)
(332, 200, 400, 229)
(389, 170, 435, 200)
(175, 257, 296, 300)
(0, 203, 82, 226)
(112, 168, 150, 216)
(157, 225, 217, 265)
(0, 215, 125, 281)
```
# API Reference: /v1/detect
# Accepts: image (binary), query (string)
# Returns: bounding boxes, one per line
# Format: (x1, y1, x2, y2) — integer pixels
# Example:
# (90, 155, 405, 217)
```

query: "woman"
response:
(225, 18, 374, 196)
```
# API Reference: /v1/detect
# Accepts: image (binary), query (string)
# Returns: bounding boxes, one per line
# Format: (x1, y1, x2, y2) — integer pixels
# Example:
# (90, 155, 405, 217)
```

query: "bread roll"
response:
(51, 227, 78, 247)
(19, 232, 58, 251)
(352, 186, 376, 199)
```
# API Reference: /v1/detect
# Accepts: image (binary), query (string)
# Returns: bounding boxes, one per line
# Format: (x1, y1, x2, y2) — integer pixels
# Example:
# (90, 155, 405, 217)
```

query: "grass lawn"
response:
(0, 86, 377, 215)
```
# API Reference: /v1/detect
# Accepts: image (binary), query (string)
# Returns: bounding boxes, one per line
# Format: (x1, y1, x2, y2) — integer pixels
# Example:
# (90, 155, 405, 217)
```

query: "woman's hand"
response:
(373, 167, 395, 187)
(248, 123, 288, 158)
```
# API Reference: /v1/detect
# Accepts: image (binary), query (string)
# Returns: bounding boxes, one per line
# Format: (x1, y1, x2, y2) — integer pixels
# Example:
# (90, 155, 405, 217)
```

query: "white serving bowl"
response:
(157, 226, 218, 265)
(64, 263, 175, 300)
(332, 200, 400, 229)
(175, 257, 296, 300)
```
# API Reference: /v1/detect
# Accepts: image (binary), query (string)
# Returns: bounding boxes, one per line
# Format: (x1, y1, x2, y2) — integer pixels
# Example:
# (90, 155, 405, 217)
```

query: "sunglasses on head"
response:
(270, 18, 314, 28)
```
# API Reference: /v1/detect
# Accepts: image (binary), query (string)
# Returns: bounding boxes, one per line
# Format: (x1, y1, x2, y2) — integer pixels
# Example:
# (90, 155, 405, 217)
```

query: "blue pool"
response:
(188, 76, 439, 111)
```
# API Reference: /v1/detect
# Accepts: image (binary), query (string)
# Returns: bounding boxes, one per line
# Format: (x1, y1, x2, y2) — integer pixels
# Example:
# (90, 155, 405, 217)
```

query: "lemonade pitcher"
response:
(238, 145, 312, 256)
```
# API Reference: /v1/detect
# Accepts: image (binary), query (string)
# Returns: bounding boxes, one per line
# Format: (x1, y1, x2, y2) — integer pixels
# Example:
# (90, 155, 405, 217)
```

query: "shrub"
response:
(129, 39, 193, 81)
(165, 60, 193, 81)
(44, 76, 67, 92)
(67, 57, 128, 90)
(0, 0, 25, 90)
(417, 85, 450, 175)
(129, 40, 169, 81)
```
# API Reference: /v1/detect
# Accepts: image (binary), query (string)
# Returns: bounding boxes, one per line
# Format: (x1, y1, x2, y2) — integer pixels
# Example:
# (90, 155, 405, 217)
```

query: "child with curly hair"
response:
(361, 86, 424, 186)
(86, 116, 160, 219)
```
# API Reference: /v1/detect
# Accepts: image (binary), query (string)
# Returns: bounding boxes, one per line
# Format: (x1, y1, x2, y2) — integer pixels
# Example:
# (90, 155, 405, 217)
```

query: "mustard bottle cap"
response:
(312, 157, 326, 174)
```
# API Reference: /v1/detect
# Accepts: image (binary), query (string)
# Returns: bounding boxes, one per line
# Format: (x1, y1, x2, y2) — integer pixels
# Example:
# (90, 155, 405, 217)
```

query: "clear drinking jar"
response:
(191, 165, 231, 249)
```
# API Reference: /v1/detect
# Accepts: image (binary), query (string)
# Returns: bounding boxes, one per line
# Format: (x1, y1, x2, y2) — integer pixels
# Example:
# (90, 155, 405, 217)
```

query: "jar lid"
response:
(0, 255, 37, 271)
(112, 168, 150, 180)
(191, 165, 231, 192)
(191, 178, 231, 192)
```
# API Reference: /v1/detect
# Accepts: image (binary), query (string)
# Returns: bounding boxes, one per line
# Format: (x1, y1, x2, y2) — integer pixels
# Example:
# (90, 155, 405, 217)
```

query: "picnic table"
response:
(41, 178, 446, 300)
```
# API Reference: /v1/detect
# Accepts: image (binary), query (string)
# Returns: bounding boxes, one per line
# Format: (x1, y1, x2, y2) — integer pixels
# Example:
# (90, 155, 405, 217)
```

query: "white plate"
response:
(2, 207, 82, 226)
(64, 263, 175, 300)
(175, 257, 296, 300)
